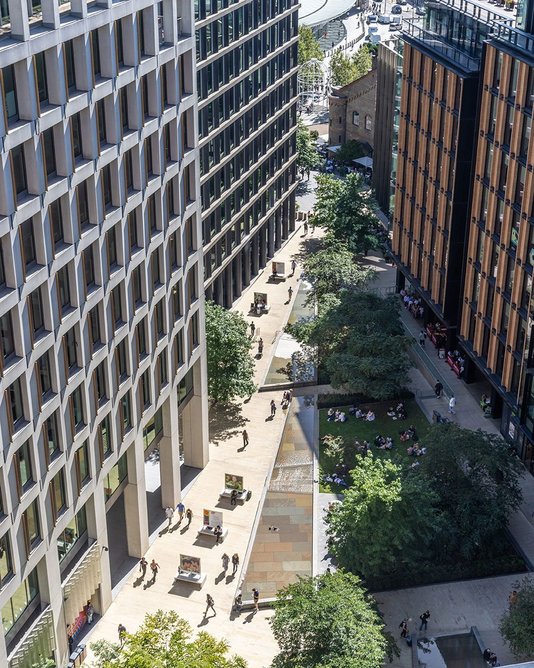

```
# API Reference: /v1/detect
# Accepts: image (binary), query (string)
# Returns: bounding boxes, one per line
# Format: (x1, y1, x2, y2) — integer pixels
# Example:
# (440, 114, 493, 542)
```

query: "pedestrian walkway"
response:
(85, 223, 313, 667)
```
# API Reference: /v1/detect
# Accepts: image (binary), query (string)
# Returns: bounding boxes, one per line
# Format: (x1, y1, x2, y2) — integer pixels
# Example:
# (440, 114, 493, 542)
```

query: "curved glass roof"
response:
(299, 0, 356, 27)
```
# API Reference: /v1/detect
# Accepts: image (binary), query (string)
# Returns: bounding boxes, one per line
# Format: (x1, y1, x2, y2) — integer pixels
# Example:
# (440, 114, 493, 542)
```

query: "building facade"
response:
(196, 0, 299, 307)
(328, 68, 377, 148)
(0, 1, 208, 666)
(459, 28, 534, 468)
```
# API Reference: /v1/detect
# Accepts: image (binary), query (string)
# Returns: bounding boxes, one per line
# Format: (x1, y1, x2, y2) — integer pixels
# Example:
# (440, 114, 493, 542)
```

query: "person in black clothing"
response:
(230, 489, 238, 506)
(434, 381, 443, 398)
(399, 619, 409, 638)
(419, 610, 430, 631)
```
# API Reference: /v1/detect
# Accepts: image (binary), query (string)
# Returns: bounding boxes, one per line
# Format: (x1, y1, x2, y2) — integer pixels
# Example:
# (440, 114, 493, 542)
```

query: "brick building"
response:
(328, 68, 377, 147)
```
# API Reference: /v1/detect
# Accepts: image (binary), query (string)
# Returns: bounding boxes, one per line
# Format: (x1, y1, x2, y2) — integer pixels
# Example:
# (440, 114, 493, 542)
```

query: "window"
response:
(128, 210, 139, 251)
(169, 230, 180, 271)
(136, 319, 147, 360)
(99, 414, 113, 462)
(63, 326, 78, 372)
(22, 500, 41, 553)
(42, 127, 57, 179)
(57, 266, 71, 313)
(107, 225, 118, 270)
(50, 469, 67, 520)
(57, 505, 87, 562)
(1, 570, 39, 635)
(91, 31, 101, 79)
(0, 533, 12, 585)
(120, 391, 132, 436)
(94, 361, 108, 403)
(104, 454, 127, 501)
(16, 440, 33, 494)
(88, 306, 102, 352)
(70, 385, 85, 431)
(111, 285, 123, 329)
(43, 410, 61, 463)
(20, 219, 37, 270)
(124, 149, 134, 191)
(96, 99, 106, 148)
(365, 114, 372, 131)
(116, 339, 128, 381)
(151, 250, 161, 289)
(83, 245, 96, 290)
(158, 349, 168, 388)
(64, 40, 76, 92)
(155, 300, 165, 339)
(50, 199, 64, 249)
(102, 164, 112, 211)
(34, 52, 48, 106)
(352, 111, 359, 126)
(77, 181, 90, 229)
(0, 310, 14, 360)
(147, 195, 157, 234)
(7, 377, 24, 429)
(172, 281, 182, 321)
(11, 144, 27, 198)
(115, 20, 124, 67)
(71, 113, 82, 160)
(2, 65, 19, 124)
(141, 370, 151, 409)
(75, 442, 90, 491)
(36, 351, 53, 398)
(143, 408, 163, 450)
(120, 88, 129, 133)
(29, 287, 45, 336)
(132, 265, 143, 305)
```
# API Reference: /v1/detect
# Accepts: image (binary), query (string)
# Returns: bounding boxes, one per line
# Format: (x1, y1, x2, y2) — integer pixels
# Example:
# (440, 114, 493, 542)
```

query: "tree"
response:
(298, 26, 323, 64)
(330, 46, 373, 87)
(335, 140, 366, 166)
(302, 239, 375, 301)
(296, 121, 320, 174)
(419, 424, 523, 560)
(313, 173, 380, 255)
(500, 578, 534, 657)
(270, 571, 397, 668)
(90, 610, 247, 668)
(326, 455, 442, 580)
(288, 292, 412, 400)
(205, 301, 256, 404)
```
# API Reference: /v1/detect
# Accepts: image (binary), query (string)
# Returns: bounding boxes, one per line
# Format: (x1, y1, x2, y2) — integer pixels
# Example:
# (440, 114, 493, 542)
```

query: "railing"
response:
(426, 0, 514, 26)
(402, 320, 454, 398)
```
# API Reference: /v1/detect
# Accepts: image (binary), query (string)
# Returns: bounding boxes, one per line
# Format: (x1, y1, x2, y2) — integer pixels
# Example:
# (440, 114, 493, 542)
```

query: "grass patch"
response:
(319, 398, 430, 493)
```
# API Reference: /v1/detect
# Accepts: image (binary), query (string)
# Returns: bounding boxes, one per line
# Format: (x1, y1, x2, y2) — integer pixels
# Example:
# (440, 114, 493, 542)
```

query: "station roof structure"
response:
(299, 0, 355, 27)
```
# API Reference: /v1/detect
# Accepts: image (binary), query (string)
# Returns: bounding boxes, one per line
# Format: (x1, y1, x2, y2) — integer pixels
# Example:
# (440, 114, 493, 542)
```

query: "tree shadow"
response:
(209, 402, 249, 445)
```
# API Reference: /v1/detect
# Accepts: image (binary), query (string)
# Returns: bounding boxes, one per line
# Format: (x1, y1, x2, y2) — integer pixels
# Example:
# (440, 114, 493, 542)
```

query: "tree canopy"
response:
(313, 173, 380, 255)
(330, 47, 372, 87)
(205, 300, 256, 403)
(296, 121, 320, 174)
(298, 26, 323, 64)
(302, 239, 375, 301)
(90, 610, 247, 668)
(334, 140, 367, 166)
(500, 578, 534, 657)
(288, 291, 411, 399)
(326, 455, 442, 579)
(419, 424, 523, 560)
(270, 571, 397, 668)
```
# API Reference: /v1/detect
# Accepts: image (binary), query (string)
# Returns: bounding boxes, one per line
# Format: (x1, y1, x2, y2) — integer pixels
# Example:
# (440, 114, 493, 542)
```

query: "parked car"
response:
(366, 13, 378, 23)
(378, 13, 391, 22)
(391, 4, 403, 13)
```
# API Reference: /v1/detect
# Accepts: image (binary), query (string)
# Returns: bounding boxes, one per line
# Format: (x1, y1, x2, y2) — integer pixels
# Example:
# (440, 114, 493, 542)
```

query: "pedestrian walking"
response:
(234, 592, 243, 612)
(448, 395, 456, 414)
(270, 400, 276, 417)
(399, 618, 409, 638)
(242, 429, 249, 448)
(230, 488, 238, 505)
(176, 501, 185, 522)
(252, 587, 260, 611)
(419, 610, 430, 631)
(222, 553, 230, 571)
(434, 381, 443, 398)
(258, 337, 264, 356)
(287, 286, 293, 302)
(290, 259, 297, 276)
(214, 525, 223, 544)
(205, 594, 216, 615)
(303, 222, 308, 235)
(165, 506, 173, 527)
(118, 623, 127, 646)
(85, 601, 94, 624)
(150, 559, 160, 583)
(185, 508, 193, 526)
(419, 330, 426, 346)
(231, 553, 240, 574)
(250, 321, 255, 337)
(139, 557, 148, 578)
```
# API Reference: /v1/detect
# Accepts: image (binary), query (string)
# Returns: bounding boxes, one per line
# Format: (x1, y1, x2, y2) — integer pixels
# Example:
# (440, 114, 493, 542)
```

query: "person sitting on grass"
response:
(349, 405, 358, 416)
(327, 408, 335, 422)
(366, 410, 376, 422)
(399, 430, 411, 442)
(387, 407, 396, 417)
(354, 408, 365, 419)
(337, 412, 347, 423)
(396, 402, 407, 420)
(375, 435, 386, 447)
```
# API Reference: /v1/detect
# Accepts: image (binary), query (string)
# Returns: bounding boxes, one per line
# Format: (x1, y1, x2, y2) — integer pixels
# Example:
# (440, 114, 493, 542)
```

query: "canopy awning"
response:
(353, 156, 374, 168)
(300, 0, 355, 27)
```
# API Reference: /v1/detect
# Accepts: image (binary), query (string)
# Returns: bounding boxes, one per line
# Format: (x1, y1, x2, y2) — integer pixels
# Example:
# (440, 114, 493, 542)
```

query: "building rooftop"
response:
(299, 0, 355, 27)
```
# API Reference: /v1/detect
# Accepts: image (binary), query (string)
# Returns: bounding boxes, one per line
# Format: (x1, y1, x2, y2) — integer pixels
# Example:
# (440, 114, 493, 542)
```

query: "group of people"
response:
(399, 609, 431, 643)
(400, 290, 424, 319)
(165, 502, 193, 529)
(386, 402, 407, 421)
(327, 408, 347, 422)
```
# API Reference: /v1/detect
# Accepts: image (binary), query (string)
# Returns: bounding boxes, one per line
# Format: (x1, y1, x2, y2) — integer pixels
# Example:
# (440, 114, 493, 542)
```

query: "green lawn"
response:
(319, 398, 430, 493)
